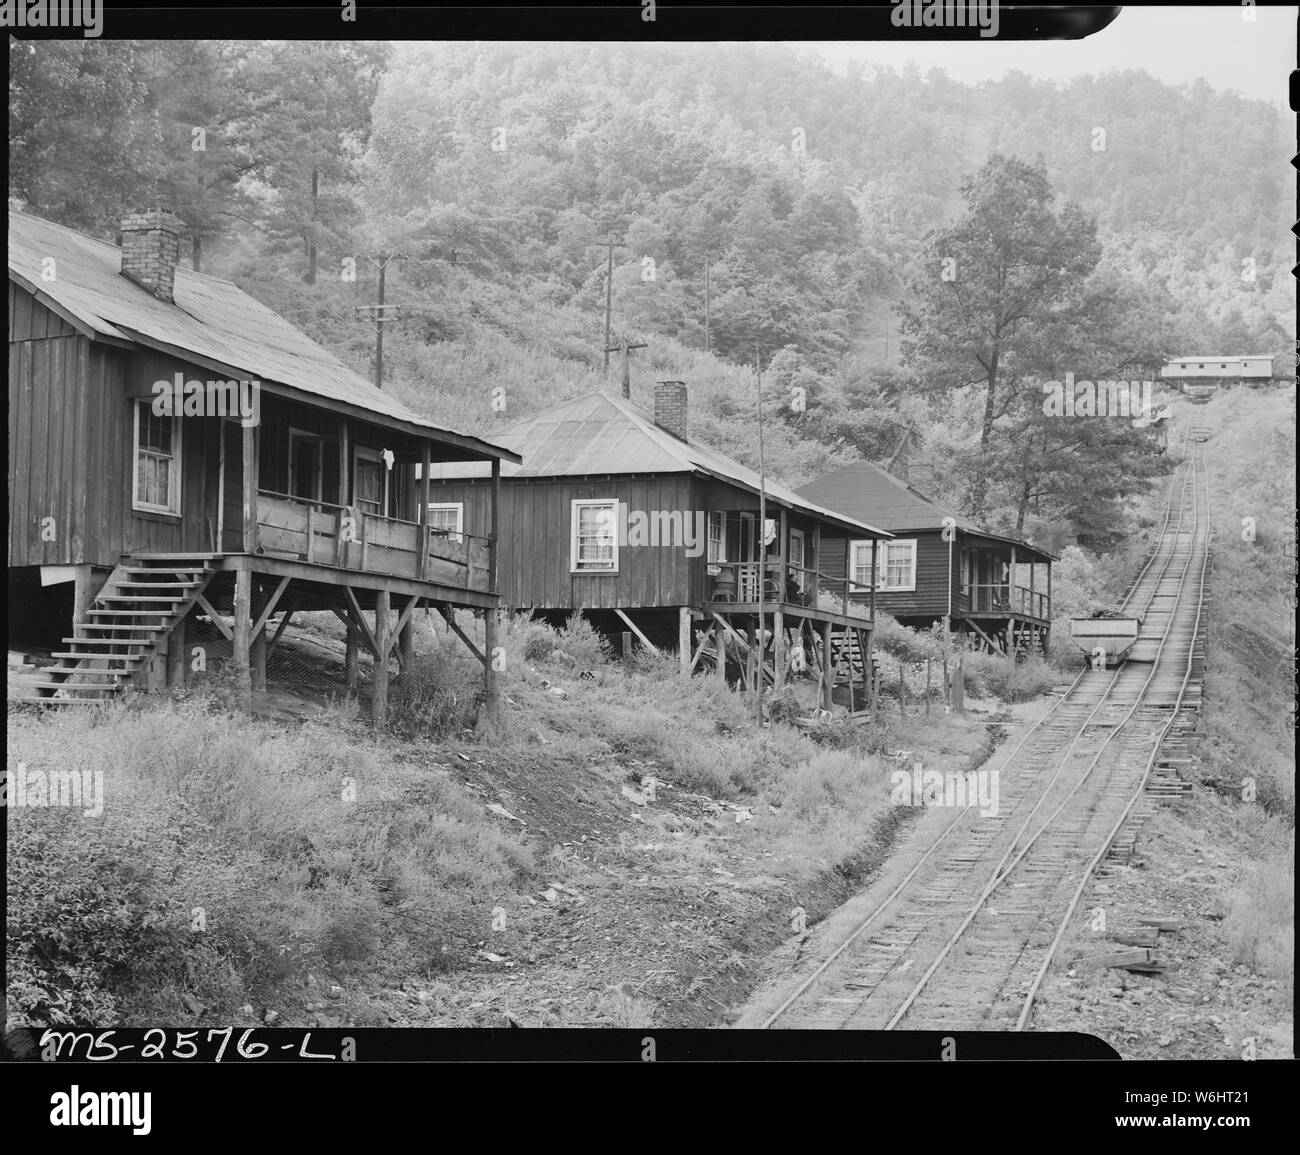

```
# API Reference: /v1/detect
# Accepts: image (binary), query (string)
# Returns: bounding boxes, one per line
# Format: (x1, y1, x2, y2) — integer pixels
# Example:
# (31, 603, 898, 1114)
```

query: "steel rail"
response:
(881, 441, 1207, 1029)
(759, 440, 1203, 1029)
(1013, 435, 1211, 1029)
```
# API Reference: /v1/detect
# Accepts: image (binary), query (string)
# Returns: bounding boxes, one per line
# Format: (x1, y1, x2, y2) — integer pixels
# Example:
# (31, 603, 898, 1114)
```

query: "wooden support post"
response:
(1007, 619, 1016, 674)
(842, 533, 850, 618)
(373, 589, 390, 726)
(715, 620, 727, 686)
(399, 616, 415, 677)
(679, 606, 691, 679)
(483, 606, 500, 731)
(1046, 560, 1053, 656)
(421, 444, 432, 524)
(167, 614, 187, 688)
(339, 419, 350, 510)
(233, 568, 252, 710)
(812, 522, 822, 606)
(777, 507, 788, 603)
(821, 619, 833, 710)
(773, 608, 786, 691)
(953, 650, 965, 712)
(869, 538, 877, 624)
(266, 601, 297, 655)
(489, 457, 501, 596)
(439, 606, 488, 667)
(242, 423, 257, 554)
(859, 629, 869, 710)
(250, 581, 268, 692)
(615, 608, 659, 653)
(621, 631, 633, 663)
(72, 565, 98, 625)
(746, 623, 757, 696)
(345, 612, 360, 691)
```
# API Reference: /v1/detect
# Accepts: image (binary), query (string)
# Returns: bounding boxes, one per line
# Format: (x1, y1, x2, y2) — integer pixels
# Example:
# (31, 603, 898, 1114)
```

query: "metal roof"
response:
(433, 391, 891, 538)
(1165, 355, 1272, 363)
(7, 210, 518, 462)
(796, 459, 1054, 562)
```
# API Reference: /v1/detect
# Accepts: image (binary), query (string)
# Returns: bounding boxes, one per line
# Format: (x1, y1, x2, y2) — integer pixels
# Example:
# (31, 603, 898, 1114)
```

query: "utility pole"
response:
(593, 237, 623, 374)
(355, 253, 407, 390)
(603, 335, 648, 399)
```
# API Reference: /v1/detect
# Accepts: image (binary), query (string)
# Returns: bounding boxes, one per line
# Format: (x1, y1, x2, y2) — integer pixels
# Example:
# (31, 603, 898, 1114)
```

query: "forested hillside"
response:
(9, 39, 1294, 548)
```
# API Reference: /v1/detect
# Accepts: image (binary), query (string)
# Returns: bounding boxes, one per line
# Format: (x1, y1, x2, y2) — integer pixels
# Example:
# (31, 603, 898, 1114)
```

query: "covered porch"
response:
(94, 387, 519, 724)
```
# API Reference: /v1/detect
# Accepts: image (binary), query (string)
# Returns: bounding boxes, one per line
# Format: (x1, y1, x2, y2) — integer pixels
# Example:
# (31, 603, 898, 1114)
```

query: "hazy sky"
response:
(805, 5, 1296, 106)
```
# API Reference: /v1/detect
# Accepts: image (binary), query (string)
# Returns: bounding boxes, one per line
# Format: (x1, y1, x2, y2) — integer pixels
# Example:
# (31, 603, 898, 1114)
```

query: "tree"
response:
(897, 154, 1102, 511)
(236, 42, 390, 282)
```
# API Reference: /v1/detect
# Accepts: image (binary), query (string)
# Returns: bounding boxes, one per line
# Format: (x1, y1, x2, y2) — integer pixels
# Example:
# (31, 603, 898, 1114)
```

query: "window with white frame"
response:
(849, 540, 875, 592)
(133, 401, 181, 515)
(571, 499, 618, 573)
(426, 502, 463, 543)
(707, 511, 726, 563)
(875, 539, 917, 591)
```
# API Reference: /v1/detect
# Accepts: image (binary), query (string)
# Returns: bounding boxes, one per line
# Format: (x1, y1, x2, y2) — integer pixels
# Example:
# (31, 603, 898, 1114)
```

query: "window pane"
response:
(140, 409, 170, 454)
(707, 512, 725, 562)
(576, 503, 615, 567)
(427, 506, 462, 541)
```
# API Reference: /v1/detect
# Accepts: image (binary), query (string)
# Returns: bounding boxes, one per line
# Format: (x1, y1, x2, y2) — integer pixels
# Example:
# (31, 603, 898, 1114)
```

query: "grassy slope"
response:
(7, 612, 997, 1029)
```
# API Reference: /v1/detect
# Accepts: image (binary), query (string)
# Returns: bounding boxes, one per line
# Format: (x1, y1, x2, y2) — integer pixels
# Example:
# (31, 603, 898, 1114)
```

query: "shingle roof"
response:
(7, 210, 517, 461)
(433, 391, 890, 537)
(796, 458, 1053, 561)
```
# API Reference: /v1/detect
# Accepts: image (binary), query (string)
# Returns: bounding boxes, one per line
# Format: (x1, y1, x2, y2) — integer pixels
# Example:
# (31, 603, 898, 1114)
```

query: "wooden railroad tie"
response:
(1083, 948, 1167, 975)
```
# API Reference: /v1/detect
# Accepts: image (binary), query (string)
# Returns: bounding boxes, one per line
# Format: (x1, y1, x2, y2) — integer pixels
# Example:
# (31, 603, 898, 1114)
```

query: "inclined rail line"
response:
(759, 431, 1211, 1031)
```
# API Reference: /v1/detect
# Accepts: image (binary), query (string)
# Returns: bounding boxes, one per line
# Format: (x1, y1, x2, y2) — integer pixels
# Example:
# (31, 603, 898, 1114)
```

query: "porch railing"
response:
(964, 582, 1049, 619)
(252, 491, 491, 591)
(707, 561, 874, 619)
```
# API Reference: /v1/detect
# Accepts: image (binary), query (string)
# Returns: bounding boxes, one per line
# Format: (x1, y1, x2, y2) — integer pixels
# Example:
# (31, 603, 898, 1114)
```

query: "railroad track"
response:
(753, 428, 1212, 1031)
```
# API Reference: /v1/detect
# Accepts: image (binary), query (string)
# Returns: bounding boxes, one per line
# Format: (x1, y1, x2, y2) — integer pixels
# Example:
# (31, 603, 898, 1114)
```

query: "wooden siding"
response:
(431, 475, 696, 611)
(10, 281, 78, 341)
(85, 347, 222, 560)
(8, 332, 89, 566)
(822, 529, 962, 618)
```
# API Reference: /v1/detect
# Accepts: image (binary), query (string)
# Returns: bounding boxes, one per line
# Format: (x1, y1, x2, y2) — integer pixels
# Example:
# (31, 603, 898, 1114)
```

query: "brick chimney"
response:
(120, 209, 183, 303)
(653, 380, 688, 441)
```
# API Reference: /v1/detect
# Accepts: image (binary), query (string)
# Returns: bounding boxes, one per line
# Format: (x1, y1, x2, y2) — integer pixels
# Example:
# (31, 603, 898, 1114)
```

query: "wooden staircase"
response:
(828, 627, 877, 688)
(24, 556, 216, 705)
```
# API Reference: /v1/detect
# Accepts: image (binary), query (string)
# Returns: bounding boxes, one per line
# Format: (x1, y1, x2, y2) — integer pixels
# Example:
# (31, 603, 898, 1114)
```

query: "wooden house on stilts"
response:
(797, 459, 1054, 657)
(8, 209, 520, 719)
(429, 384, 891, 709)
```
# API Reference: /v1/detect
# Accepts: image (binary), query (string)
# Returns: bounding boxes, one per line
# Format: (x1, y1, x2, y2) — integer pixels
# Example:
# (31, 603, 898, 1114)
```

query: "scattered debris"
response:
(621, 783, 652, 806)
(1137, 916, 1185, 932)
(486, 802, 525, 825)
